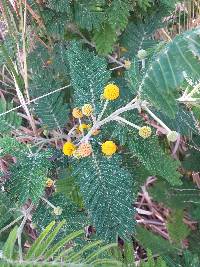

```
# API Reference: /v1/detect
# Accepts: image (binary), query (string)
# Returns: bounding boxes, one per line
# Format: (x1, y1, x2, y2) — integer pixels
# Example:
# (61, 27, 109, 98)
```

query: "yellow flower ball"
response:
(78, 143, 92, 157)
(103, 84, 120, 101)
(63, 141, 76, 156)
(82, 104, 93, 116)
(46, 178, 54, 188)
(101, 141, 117, 156)
(139, 126, 152, 139)
(72, 108, 83, 119)
(77, 124, 90, 133)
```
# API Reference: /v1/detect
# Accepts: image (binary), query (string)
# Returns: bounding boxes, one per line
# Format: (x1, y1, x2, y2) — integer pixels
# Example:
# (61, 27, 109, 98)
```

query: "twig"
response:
(143, 105, 171, 132)
(41, 197, 57, 209)
(78, 99, 139, 144)
(21, 0, 30, 102)
(17, 204, 34, 262)
(13, 74, 37, 136)
(0, 84, 71, 117)
(114, 116, 140, 130)
(0, 215, 23, 236)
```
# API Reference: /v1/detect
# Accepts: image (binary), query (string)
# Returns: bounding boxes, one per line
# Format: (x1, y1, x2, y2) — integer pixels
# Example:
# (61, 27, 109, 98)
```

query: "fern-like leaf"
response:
(136, 225, 178, 256)
(154, 108, 199, 136)
(0, 192, 18, 229)
(30, 73, 69, 130)
(120, 2, 174, 58)
(4, 147, 53, 205)
(0, 137, 52, 205)
(67, 42, 111, 114)
(167, 209, 190, 245)
(140, 28, 200, 117)
(148, 179, 200, 210)
(0, 98, 21, 133)
(45, 0, 71, 13)
(72, 154, 135, 241)
(93, 23, 117, 55)
(32, 194, 88, 235)
(74, 1, 105, 31)
(2, 226, 18, 260)
(107, 0, 131, 31)
(127, 133, 181, 185)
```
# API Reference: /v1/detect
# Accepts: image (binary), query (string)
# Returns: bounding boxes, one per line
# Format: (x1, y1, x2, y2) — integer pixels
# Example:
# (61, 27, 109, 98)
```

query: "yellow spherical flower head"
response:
(78, 143, 92, 157)
(139, 126, 152, 139)
(72, 108, 83, 119)
(103, 84, 120, 101)
(101, 141, 117, 156)
(77, 124, 91, 133)
(46, 178, 54, 188)
(63, 141, 76, 156)
(82, 104, 93, 117)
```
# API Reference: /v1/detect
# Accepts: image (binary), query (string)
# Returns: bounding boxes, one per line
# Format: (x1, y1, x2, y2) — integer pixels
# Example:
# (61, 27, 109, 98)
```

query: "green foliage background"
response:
(0, 0, 200, 266)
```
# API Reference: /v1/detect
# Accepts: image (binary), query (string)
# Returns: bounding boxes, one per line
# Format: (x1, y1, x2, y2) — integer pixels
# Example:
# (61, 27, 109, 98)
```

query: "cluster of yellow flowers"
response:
(62, 141, 93, 158)
(63, 140, 118, 158)
(63, 83, 153, 158)
(72, 103, 93, 119)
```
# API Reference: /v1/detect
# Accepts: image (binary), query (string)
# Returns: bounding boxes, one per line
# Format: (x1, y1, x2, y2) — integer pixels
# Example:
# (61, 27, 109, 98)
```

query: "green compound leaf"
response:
(140, 28, 200, 118)
(120, 2, 175, 58)
(3, 226, 18, 260)
(127, 133, 182, 185)
(141, 249, 168, 267)
(120, 21, 158, 59)
(125, 58, 141, 95)
(4, 148, 53, 205)
(28, 44, 70, 130)
(74, 1, 105, 31)
(182, 136, 200, 172)
(72, 154, 135, 242)
(67, 41, 111, 115)
(148, 179, 200, 210)
(93, 23, 117, 55)
(167, 209, 190, 245)
(107, 0, 131, 31)
(46, 0, 71, 13)
(136, 225, 178, 256)
(0, 136, 27, 157)
(0, 98, 21, 134)
(154, 108, 199, 136)
(0, 192, 18, 229)
(33, 193, 88, 235)
(30, 72, 69, 130)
